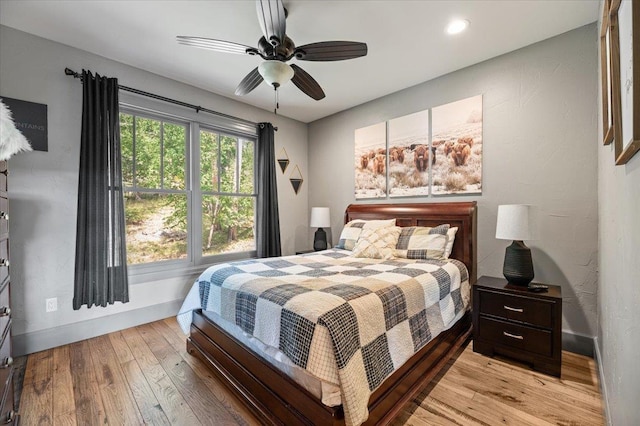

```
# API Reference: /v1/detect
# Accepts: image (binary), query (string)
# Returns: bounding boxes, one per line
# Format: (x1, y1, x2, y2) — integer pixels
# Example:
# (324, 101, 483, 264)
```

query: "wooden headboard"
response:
(344, 202, 478, 284)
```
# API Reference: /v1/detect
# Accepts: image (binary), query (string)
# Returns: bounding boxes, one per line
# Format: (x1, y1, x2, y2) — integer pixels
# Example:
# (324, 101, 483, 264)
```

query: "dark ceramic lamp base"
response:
(313, 228, 327, 251)
(503, 240, 534, 286)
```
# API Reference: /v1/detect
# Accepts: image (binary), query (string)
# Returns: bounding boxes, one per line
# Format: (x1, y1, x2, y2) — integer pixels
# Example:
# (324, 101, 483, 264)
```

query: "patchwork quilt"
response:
(177, 249, 470, 426)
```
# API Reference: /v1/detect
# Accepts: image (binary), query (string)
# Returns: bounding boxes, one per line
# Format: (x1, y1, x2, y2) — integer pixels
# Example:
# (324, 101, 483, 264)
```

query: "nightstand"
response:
(473, 276, 562, 376)
(295, 249, 315, 255)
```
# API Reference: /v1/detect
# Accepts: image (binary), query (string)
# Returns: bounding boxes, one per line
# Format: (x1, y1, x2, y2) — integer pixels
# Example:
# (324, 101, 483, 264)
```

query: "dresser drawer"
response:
(477, 316, 552, 357)
(0, 198, 7, 237)
(0, 332, 11, 399)
(0, 240, 7, 289)
(0, 284, 9, 346)
(0, 162, 6, 194)
(478, 289, 553, 328)
(0, 369, 15, 425)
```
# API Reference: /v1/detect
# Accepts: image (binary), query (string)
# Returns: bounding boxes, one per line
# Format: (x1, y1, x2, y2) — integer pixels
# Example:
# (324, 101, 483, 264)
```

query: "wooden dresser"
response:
(473, 276, 562, 377)
(0, 161, 17, 424)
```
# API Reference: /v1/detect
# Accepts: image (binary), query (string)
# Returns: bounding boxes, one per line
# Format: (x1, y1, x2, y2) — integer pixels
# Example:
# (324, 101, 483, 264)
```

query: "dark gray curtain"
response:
(73, 70, 129, 309)
(256, 123, 281, 258)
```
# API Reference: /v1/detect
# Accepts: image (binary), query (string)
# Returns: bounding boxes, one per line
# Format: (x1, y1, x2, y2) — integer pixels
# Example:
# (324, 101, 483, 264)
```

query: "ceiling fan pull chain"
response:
(274, 85, 279, 115)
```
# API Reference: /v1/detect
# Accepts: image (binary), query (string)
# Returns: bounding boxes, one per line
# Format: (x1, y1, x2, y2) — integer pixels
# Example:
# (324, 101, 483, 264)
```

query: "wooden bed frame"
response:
(187, 202, 477, 425)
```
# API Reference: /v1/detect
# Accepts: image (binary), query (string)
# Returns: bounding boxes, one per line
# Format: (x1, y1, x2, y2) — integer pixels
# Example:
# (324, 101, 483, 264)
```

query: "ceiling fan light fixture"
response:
(258, 60, 294, 88)
(446, 19, 470, 35)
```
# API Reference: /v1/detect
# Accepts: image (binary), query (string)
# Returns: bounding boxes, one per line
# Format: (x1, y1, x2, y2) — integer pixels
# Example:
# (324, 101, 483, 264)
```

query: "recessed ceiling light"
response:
(446, 19, 470, 35)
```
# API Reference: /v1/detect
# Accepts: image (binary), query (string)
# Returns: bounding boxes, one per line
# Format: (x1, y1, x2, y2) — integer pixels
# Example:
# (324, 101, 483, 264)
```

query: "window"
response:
(119, 109, 256, 272)
(200, 129, 256, 257)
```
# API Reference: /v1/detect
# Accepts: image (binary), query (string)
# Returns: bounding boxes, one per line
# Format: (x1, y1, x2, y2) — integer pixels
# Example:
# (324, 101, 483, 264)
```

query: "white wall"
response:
(308, 25, 599, 340)
(596, 3, 640, 423)
(0, 26, 308, 353)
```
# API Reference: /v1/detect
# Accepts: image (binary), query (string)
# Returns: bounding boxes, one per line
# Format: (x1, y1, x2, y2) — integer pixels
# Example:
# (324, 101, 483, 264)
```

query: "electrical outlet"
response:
(46, 297, 58, 312)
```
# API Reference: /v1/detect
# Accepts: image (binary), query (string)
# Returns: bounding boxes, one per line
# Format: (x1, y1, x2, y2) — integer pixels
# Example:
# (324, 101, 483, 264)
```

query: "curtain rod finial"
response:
(64, 68, 81, 78)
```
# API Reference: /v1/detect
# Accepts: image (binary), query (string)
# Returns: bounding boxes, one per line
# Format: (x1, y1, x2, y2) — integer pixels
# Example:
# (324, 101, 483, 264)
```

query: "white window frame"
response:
(119, 102, 258, 284)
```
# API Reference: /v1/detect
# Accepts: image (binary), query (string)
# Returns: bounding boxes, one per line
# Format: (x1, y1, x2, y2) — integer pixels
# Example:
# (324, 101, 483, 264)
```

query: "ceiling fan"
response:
(177, 0, 367, 106)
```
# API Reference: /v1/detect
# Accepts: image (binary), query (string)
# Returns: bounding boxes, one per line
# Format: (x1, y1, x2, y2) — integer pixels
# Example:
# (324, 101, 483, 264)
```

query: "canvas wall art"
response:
(431, 95, 483, 195)
(388, 109, 430, 197)
(354, 122, 386, 199)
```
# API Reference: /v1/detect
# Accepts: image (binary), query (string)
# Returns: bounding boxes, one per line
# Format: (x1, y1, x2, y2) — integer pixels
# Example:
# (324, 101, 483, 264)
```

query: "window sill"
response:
(127, 250, 257, 285)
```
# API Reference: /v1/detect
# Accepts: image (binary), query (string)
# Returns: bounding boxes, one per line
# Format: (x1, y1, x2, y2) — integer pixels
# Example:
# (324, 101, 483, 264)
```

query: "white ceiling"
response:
(0, 1, 599, 123)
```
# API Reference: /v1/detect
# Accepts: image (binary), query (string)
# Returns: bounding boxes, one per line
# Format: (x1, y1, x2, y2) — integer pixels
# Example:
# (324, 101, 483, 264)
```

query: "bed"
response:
(179, 202, 477, 426)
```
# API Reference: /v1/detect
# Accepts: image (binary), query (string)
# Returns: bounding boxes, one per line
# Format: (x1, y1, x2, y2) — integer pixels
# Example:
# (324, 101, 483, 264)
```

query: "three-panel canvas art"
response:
(355, 95, 483, 199)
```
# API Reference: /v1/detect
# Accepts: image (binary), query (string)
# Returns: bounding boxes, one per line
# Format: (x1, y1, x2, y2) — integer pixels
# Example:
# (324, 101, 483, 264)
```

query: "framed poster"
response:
(388, 109, 430, 197)
(610, 0, 640, 165)
(354, 122, 386, 199)
(601, 0, 615, 145)
(431, 95, 483, 195)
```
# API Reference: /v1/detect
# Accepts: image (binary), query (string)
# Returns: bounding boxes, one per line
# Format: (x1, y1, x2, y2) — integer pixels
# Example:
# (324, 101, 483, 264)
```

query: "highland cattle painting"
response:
(354, 122, 386, 199)
(388, 109, 430, 197)
(431, 95, 483, 195)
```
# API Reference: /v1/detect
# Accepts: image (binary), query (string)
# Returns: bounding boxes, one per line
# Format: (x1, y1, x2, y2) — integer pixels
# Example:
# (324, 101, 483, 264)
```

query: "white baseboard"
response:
(593, 336, 612, 426)
(13, 299, 184, 356)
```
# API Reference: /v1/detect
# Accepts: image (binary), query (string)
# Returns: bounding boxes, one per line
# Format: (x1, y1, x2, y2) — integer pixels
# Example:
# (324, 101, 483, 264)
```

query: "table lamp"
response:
(310, 207, 330, 251)
(496, 204, 535, 286)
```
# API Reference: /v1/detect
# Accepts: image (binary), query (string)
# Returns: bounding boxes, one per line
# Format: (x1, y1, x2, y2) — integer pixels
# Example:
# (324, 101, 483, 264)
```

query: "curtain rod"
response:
(64, 68, 277, 131)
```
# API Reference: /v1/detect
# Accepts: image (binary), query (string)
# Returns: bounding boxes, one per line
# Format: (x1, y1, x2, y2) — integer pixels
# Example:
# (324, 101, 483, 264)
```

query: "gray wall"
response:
(596, 4, 640, 424)
(308, 25, 599, 340)
(0, 26, 308, 354)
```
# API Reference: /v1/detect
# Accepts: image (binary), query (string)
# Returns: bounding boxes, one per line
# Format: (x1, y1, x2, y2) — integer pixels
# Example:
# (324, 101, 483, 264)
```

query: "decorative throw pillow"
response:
(352, 226, 402, 259)
(336, 219, 396, 251)
(443, 227, 458, 259)
(394, 224, 450, 260)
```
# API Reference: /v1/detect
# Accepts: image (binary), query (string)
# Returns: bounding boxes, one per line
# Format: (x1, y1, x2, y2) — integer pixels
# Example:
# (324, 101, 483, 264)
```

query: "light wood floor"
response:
(20, 318, 604, 425)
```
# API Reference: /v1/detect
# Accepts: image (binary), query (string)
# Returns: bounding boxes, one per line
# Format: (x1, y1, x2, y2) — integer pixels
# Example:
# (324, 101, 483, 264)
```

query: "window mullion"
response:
(191, 122, 202, 266)
(217, 134, 222, 193)
(160, 121, 165, 189)
(132, 115, 137, 188)
(236, 138, 241, 193)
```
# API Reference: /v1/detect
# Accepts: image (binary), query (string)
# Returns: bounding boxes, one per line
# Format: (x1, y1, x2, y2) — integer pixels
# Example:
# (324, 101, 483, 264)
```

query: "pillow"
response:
(443, 227, 458, 259)
(394, 224, 450, 260)
(336, 219, 396, 251)
(352, 226, 402, 259)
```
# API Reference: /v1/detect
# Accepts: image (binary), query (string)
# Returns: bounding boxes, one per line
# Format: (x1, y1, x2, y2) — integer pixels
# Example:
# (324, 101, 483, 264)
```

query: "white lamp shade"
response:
(496, 204, 534, 241)
(258, 61, 294, 87)
(310, 207, 331, 228)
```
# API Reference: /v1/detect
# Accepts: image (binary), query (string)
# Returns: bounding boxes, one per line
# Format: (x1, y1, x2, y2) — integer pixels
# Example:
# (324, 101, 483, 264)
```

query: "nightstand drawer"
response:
(478, 316, 552, 357)
(478, 289, 553, 328)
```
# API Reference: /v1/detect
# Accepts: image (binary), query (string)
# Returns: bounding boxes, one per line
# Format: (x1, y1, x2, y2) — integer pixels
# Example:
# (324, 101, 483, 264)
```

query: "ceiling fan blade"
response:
(290, 64, 325, 101)
(235, 67, 264, 96)
(177, 36, 255, 55)
(294, 41, 368, 62)
(256, 0, 286, 47)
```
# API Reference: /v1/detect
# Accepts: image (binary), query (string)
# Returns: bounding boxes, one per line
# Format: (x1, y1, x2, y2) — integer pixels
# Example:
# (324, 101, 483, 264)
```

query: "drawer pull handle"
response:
(0, 259, 8, 268)
(0, 212, 7, 221)
(2, 410, 15, 424)
(0, 357, 12, 368)
(0, 307, 9, 317)
(504, 305, 523, 313)
(503, 331, 524, 340)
